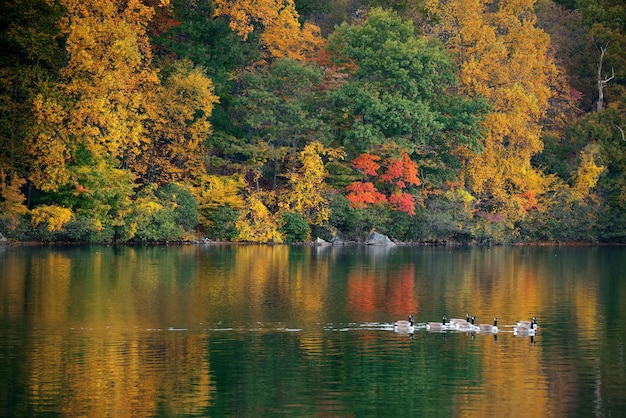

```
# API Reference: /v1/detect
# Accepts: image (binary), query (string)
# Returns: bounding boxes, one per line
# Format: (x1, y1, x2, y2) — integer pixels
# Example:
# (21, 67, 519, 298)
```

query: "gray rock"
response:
(313, 237, 330, 246)
(366, 231, 396, 246)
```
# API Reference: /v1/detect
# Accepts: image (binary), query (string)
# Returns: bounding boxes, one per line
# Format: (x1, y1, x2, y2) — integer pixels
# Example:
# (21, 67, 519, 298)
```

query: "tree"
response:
(29, 0, 162, 192)
(326, 8, 485, 189)
(425, 0, 558, 239)
(346, 150, 421, 215)
(231, 58, 327, 191)
(0, 0, 65, 179)
(137, 59, 218, 186)
(213, 0, 323, 61)
(279, 141, 343, 225)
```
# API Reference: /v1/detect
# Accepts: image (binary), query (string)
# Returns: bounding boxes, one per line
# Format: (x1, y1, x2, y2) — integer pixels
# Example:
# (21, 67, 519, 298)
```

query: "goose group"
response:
(395, 314, 538, 336)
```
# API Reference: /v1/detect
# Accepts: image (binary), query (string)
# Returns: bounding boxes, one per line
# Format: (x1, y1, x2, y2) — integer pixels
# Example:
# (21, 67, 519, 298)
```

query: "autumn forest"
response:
(0, 0, 625, 244)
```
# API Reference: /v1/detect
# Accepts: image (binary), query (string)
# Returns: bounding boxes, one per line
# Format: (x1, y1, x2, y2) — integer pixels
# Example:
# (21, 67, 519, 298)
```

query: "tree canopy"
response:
(0, 0, 624, 243)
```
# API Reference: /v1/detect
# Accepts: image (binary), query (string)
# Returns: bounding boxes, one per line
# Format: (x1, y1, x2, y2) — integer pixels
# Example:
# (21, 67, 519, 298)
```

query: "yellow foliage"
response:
(29, 95, 72, 192)
(136, 61, 218, 185)
(30, 205, 73, 232)
(573, 144, 605, 198)
(279, 142, 344, 225)
(29, 0, 160, 187)
(213, 0, 324, 61)
(427, 0, 557, 228)
(196, 174, 246, 210)
(235, 193, 283, 243)
(0, 171, 28, 230)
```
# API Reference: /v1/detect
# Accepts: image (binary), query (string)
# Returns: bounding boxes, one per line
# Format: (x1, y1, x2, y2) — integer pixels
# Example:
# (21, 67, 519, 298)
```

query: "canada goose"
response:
(514, 317, 538, 330)
(514, 317, 538, 335)
(394, 314, 415, 333)
(426, 316, 449, 331)
(455, 315, 478, 331)
(449, 314, 471, 326)
(478, 317, 499, 333)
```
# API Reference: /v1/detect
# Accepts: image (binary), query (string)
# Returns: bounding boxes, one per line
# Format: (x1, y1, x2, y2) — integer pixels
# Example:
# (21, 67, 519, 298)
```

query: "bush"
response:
(157, 183, 199, 232)
(205, 205, 240, 240)
(280, 211, 310, 242)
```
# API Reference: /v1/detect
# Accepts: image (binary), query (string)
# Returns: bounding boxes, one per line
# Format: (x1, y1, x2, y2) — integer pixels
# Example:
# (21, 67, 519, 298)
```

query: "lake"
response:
(0, 244, 625, 416)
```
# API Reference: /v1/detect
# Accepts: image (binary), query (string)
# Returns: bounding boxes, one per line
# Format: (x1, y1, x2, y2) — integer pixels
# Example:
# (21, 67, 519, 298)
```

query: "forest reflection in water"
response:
(0, 244, 624, 416)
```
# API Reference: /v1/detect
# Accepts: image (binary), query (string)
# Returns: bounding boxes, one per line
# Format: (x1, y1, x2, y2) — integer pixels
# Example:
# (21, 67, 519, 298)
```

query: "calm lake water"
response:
(0, 244, 625, 417)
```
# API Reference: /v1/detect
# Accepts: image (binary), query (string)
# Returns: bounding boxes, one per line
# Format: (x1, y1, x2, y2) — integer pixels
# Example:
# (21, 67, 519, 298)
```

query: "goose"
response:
(449, 314, 471, 327)
(514, 317, 538, 330)
(394, 314, 415, 333)
(426, 316, 449, 331)
(514, 317, 538, 335)
(478, 317, 499, 333)
(455, 315, 478, 331)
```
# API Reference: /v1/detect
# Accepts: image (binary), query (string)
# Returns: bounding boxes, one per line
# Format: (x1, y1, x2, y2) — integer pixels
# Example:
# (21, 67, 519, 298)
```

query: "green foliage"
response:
(156, 183, 199, 232)
(205, 205, 240, 241)
(327, 8, 458, 152)
(414, 188, 477, 242)
(231, 58, 328, 190)
(280, 211, 311, 242)
(328, 194, 397, 241)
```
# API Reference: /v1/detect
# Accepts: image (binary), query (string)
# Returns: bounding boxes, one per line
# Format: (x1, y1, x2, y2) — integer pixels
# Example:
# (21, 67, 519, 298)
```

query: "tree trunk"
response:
(596, 45, 615, 113)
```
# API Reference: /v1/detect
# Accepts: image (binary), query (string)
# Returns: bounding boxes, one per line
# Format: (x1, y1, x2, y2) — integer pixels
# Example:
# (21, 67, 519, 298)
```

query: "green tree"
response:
(231, 58, 327, 191)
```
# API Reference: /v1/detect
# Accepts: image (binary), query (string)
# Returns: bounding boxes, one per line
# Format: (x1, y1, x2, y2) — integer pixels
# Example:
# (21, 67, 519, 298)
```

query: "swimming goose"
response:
(426, 316, 449, 331)
(449, 314, 471, 327)
(514, 317, 538, 335)
(478, 317, 499, 333)
(394, 314, 415, 333)
(455, 315, 478, 331)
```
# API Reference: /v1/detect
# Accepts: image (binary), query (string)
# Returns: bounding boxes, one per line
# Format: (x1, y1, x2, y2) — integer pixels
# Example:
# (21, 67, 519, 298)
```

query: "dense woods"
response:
(0, 0, 624, 243)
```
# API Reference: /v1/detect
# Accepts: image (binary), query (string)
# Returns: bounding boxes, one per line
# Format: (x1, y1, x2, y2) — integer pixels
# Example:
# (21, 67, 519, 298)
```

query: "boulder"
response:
(366, 231, 396, 246)
(0, 232, 7, 245)
(313, 237, 330, 246)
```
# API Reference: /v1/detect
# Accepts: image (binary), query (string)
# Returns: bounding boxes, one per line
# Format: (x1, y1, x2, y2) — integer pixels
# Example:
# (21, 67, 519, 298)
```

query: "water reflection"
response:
(0, 245, 625, 416)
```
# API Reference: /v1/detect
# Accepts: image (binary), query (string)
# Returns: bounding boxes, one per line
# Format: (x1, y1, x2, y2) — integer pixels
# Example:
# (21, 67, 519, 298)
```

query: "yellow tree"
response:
(137, 60, 219, 186)
(279, 141, 344, 225)
(426, 0, 557, 238)
(30, 0, 164, 192)
(213, 0, 323, 61)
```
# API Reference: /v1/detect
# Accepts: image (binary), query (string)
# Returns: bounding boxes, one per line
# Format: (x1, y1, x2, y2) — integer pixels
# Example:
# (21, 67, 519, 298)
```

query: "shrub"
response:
(280, 211, 310, 243)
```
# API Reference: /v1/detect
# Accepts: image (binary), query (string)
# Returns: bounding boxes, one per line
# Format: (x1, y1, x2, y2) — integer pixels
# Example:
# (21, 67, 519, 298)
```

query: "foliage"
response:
(346, 149, 421, 215)
(204, 205, 240, 240)
(3, 0, 626, 243)
(280, 211, 311, 242)
(137, 59, 219, 186)
(235, 193, 283, 242)
(0, 171, 28, 232)
(425, 0, 559, 240)
(156, 182, 199, 232)
(30, 205, 73, 233)
(279, 141, 343, 225)
(213, 0, 324, 61)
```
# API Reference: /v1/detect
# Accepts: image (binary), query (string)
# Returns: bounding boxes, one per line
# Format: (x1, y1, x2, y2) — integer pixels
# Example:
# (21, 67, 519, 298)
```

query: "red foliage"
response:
(380, 158, 404, 183)
(389, 192, 416, 215)
(346, 181, 387, 208)
(351, 153, 381, 176)
(402, 152, 420, 186)
(380, 152, 420, 187)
